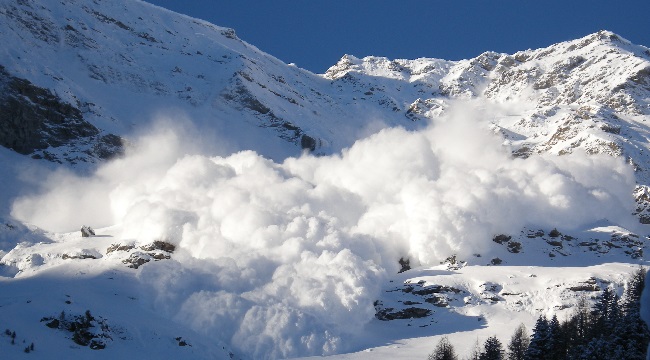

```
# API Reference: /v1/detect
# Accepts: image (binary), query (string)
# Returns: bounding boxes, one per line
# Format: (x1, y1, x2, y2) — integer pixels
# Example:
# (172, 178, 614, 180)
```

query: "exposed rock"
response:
(633, 185, 650, 224)
(375, 307, 431, 321)
(175, 337, 191, 347)
(300, 134, 317, 152)
(106, 244, 135, 254)
(507, 241, 522, 253)
(0, 65, 123, 163)
(479, 282, 502, 302)
(122, 253, 150, 269)
(62, 253, 97, 260)
(140, 241, 175, 253)
(122, 244, 173, 269)
(411, 285, 462, 296)
(80, 225, 95, 237)
(401, 301, 421, 306)
(568, 277, 601, 292)
(424, 295, 449, 307)
(492, 234, 511, 244)
(440, 255, 466, 270)
(61, 249, 101, 260)
(568, 284, 601, 292)
(398, 257, 411, 273)
(41, 310, 109, 350)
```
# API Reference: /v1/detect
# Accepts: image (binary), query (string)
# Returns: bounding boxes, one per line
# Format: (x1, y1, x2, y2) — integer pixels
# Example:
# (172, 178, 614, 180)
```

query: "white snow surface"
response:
(1, 0, 650, 359)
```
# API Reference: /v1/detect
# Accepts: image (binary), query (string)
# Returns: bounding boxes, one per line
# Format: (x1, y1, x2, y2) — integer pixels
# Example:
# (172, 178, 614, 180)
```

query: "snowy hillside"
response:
(1, 0, 650, 359)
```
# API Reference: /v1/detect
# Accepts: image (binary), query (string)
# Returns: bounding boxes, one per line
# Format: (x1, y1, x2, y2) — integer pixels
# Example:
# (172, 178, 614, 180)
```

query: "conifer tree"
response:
(616, 268, 650, 360)
(565, 269, 649, 360)
(592, 287, 619, 338)
(546, 314, 565, 360)
(562, 296, 591, 354)
(479, 336, 504, 360)
(579, 336, 616, 360)
(428, 336, 458, 360)
(525, 315, 549, 360)
(506, 324, 529, 360)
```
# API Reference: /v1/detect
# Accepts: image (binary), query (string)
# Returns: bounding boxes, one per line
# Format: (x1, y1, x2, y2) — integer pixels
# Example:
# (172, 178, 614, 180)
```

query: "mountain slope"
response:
(2, 0, 649, 181)
(325, 31, 650, 179)
(1, 1, 650, 359)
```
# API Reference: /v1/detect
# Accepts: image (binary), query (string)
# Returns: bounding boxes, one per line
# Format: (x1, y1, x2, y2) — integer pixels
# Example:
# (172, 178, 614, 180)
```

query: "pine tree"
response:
(616, 267, 650, 360)
(564, 296, 594, 359)
(546, 314, 564, 360)
(428, 336, 458, 360)
(507, 324, 529, 360)
(525, 315, 549, 360)
(566, 269, 649, 360)
(591, 287, 620, 338)
(579, 336, 614, 360)
(588, 286, 626, 359)
(479, 336, 504, 360)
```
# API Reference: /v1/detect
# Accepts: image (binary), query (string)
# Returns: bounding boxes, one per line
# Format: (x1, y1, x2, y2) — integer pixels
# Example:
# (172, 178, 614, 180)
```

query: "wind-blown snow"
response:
(9, 101, 638, 358)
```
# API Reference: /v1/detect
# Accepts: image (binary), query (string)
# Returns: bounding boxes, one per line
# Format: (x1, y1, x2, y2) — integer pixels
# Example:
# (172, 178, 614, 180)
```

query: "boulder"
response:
(80, 225, 95, 237)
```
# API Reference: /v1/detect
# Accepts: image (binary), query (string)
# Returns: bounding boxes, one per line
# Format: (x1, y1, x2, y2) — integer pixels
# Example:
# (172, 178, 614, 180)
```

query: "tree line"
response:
(428, 268, 649, 360)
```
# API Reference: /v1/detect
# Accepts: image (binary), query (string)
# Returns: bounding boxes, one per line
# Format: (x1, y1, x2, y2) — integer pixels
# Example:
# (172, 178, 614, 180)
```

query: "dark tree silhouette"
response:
(507, 324, 529, 360)
(479, 336, 504, 360)
(525, 315, 549, 360)
(616, 268, 650, 360)
(428, 336, 458, 360)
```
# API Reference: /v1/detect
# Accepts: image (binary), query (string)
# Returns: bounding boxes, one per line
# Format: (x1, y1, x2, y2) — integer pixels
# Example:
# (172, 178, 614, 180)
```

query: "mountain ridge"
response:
(2, 0, 648, 172)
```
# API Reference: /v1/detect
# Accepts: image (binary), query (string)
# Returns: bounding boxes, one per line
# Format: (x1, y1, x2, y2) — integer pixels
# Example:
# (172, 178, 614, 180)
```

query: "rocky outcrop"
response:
(106, 241, 175, 269)
(375, 306, 431, 321)
(80, 226, 95, 237)
(0, 65, 123, 163)
(41, 310, 110, 350)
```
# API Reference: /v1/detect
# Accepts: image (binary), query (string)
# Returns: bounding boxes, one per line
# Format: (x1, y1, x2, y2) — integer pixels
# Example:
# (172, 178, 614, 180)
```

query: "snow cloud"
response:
(10, 101, 637, 358)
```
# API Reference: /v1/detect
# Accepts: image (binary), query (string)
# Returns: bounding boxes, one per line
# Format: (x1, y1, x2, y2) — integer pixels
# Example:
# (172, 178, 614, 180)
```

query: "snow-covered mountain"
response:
(1, 0, 650, 359)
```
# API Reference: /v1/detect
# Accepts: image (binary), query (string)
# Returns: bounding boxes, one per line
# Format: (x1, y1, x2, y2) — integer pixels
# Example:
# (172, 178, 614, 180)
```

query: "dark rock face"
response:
(398, 257, 411, 273)
(375, 306, 431, 321)
(0, 65, 91, 152)
(41, 310, 109, 350)
(139, 240, 176, 253)
(110, 240, 175, 269)
(300, 134, 317, 152)
(0, 65, 123, 162)
(492, 234, 511, 244)
(80, 225, 95, 237)
(633, 185, 650, 224)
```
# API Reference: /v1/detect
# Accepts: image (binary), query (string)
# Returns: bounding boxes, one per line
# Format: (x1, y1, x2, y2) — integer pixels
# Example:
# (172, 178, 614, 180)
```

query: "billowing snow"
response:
(5, 101, 643, 358)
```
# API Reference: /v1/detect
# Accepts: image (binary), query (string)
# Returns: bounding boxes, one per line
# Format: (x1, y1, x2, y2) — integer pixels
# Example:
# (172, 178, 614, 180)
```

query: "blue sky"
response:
(147, 1, 650, 74)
